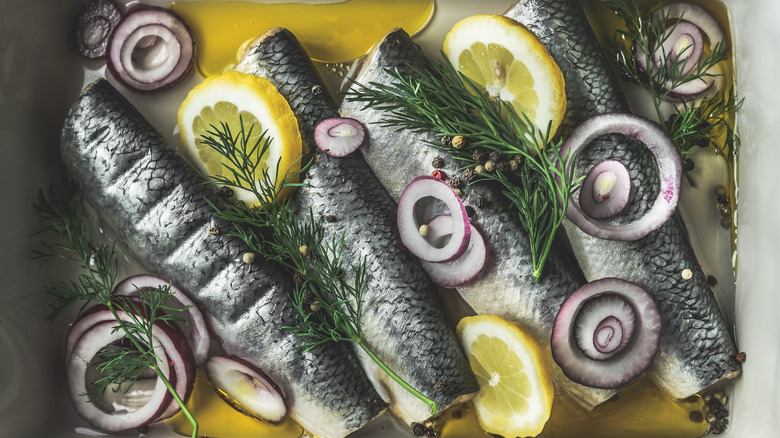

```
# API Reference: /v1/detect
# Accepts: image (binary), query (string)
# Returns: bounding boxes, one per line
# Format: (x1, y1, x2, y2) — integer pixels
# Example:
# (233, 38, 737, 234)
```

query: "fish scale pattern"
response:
(60, 79, 386, 438)
(505, 0, 740, 398)
(340, 29, 622, 410)
(237, 27, 479, 425)
(237, 27, 337, 150)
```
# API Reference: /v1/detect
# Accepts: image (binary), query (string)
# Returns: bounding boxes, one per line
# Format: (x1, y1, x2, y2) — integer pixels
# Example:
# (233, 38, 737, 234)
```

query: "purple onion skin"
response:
(74, 0, 123, 59)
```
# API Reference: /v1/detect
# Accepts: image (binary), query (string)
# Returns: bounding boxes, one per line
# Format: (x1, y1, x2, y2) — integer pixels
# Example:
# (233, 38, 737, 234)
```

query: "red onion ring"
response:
(66, 319, 186, 431)
(65, 303, 195, 427)
(578, 160, 631, 220)
(113, 274, 210, 367)
(106, 6, 194, 93)
(559, 113, 682, 241)
(205, 356, 287, 423)
(551, 278, 661, 389)
(419, 215, 487, 288)
(636, 2, 725, 100)
(397, 176, 471, 263)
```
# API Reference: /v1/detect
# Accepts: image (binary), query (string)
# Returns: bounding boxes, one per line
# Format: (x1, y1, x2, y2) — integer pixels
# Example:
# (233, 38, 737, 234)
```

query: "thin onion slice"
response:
(397, 176, 471, 263)
(419, 215, 487, 288)
(559, 113, 682, 241)
(113, 274, 210, 367)
(578, 160, 631, 220)
(66, 315, 194, 431)
(106, 6, 194, 93)
(205, 356, 287, 423)
(635, 2, 725, 100)
(551, 278, 662, 389)
(314, 117, 366, 157)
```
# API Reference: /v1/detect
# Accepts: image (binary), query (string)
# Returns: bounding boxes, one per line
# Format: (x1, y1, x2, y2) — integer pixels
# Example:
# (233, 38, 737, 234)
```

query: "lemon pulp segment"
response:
(177, 70, 301, 206)
(457, 315, 554, 438)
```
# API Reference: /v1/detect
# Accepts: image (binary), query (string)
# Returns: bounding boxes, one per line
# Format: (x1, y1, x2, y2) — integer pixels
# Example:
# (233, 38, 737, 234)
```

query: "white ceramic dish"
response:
(1, 0, 778, 437)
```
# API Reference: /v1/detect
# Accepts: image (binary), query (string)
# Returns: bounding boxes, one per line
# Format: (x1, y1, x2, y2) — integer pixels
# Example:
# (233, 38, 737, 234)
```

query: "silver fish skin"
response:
(60, 79, 386, 438)
(504, 0, 741, 398)
(340, 29, 620, 410)
(236, 28, 479, 424)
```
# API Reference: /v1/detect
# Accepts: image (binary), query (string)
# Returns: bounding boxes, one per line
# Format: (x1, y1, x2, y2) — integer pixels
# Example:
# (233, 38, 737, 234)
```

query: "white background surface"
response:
(1, 0, 778, 437)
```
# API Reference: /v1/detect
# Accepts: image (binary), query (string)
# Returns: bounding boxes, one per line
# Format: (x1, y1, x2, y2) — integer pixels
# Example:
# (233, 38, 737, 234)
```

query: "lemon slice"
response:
(178, 70, 302, 206)
(444, 14, 566, 136)
(456, 315, 554, 437)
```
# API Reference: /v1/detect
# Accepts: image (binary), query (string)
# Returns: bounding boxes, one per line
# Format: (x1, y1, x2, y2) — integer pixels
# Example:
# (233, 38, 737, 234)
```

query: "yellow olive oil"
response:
(542, 378, 708, 438)
(170, 0, 434, 77)
(164, 369, 304, 437)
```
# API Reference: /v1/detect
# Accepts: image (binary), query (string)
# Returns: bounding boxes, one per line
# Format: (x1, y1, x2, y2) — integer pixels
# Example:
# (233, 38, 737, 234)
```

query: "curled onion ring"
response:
(113, 275, 211, 367)
(106, 6, 194, 93)
(559, 113, 682, 241)
(66, 312, 195, 431)
(551, 278, 662, 389)
(397, 176, 471, 263)
(419, 215, 487, 288)
(636, 2, 725, 100)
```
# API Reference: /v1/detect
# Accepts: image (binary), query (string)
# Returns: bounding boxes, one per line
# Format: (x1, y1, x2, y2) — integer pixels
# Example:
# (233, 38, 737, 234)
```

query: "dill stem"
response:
(356, 339, 437, 415)
(106, 305, 198, 437)
(157, 370, 198, 438)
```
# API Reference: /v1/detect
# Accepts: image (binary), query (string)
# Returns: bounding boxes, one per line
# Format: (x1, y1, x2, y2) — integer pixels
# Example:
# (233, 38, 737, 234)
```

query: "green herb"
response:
(602, 0, 741, 172)
(34, 182, 198, 438)
(345, 58, 579, 282)
(201, 119, 439, 414)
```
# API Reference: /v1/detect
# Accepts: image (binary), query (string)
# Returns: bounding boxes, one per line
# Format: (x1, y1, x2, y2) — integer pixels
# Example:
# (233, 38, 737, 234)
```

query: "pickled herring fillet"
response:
(504, 0, 740, 398)
(340, 28, 620, 410)
(60, 79, 386, 438)
(235, 28, 479, 424)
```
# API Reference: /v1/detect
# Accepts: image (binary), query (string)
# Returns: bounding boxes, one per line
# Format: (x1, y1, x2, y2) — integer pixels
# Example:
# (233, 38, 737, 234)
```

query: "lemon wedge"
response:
(456, 315, 554, 438)
(444, 14, 566, 136)
(178, 70, 302, 206)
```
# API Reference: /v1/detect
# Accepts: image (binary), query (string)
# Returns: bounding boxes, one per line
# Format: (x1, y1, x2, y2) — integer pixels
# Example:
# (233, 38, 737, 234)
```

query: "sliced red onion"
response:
(65, 304, 196, 425)
(551, 278, 662, 389)
(314, 117, 366, 157)
(636, 2, 725, 100)
(636, 21, 703, 79)
(578, 160, 631, 220)
(113, 274, 210, 367)
(73, 0, 122, 59)
(205, 356, 287, 423)
(106, 6, 194, 93)
(419, 215, 487, 288)
(559, 113, 682, 241)
(397, 176, 471, 263)
(66, 318, 190, 431)
(574, 295, 635, 360)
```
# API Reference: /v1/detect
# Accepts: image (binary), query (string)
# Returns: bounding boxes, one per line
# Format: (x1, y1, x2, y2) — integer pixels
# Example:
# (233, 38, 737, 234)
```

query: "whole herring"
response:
(504, 0, 740, 398)
(60, 79, 386, 438)
(340, 28, 615, 410)
(235, 27, 479, 425)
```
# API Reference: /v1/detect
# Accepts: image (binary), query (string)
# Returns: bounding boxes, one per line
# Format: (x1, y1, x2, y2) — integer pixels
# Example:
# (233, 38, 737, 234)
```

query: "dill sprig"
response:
(202, 119, 438, 414)
(34, 182, 198, 438)
(345, 57, 579, 281)
(602, 0, 741, 168)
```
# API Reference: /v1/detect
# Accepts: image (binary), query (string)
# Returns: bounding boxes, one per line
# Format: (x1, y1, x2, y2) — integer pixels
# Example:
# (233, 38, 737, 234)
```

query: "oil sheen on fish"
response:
(340, 28, 625, 410)
(504, 0, 741, 398)
(235, 28, 479, 425)
(60, 79, 386, 438)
